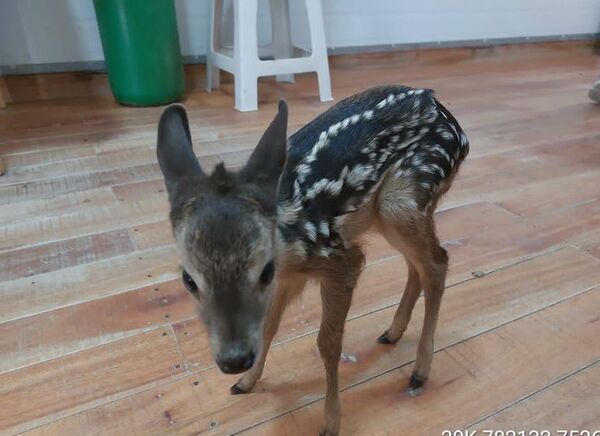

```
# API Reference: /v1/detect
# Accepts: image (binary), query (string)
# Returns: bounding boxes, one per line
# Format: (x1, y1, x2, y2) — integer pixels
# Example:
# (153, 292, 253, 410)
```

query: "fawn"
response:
(156, 85, 469, 435)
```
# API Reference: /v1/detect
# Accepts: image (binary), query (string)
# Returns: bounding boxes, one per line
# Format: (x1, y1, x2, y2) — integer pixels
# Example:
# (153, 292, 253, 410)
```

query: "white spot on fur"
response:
(319, 221, 330, 238)
(345, 163, 374, 188)
(306, 178, 339, 199)
(304, 222, 317, 242)
(305, 166, 349, 200)
(296, 163, 312, 183)
(278, 201, 301, 224)
(430, 144, 451, 163)
(448, 122, 461, 142)
(440, 130, 455, 141)
(318, 246, 332, 257)
(430, 164, 445, 177)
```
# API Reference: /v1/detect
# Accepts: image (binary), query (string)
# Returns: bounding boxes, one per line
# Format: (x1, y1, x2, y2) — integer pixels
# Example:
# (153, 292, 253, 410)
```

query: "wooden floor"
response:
(1, 42, 600, 435)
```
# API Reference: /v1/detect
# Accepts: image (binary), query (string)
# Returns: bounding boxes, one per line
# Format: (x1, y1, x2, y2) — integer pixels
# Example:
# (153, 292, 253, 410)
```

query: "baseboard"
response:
(1, 33, 599, 76)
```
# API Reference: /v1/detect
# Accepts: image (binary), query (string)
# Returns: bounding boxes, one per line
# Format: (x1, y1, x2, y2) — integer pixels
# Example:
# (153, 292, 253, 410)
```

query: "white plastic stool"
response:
(206, 0, 333, 112)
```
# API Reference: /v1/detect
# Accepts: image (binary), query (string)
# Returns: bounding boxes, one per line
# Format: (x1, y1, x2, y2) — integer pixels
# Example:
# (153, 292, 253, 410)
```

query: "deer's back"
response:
(277, 85, 469, 259)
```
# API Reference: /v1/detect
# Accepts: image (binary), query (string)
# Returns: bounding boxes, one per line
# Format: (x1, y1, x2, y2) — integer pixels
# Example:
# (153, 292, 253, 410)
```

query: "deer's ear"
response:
(156, 104, 203, 199)
(241, 100, 288, 189)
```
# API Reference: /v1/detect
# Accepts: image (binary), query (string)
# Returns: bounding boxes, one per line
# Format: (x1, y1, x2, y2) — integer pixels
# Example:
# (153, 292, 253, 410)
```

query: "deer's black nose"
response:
(217, 352, 255, 374)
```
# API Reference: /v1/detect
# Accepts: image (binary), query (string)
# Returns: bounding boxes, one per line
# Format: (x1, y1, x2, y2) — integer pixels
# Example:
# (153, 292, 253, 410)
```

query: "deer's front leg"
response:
(318, 247, 364, 436)
(232, 274, 306, 394)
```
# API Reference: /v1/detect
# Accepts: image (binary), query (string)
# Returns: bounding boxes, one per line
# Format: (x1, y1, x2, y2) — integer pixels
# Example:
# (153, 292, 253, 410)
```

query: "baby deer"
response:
(157, 85, 469, 435)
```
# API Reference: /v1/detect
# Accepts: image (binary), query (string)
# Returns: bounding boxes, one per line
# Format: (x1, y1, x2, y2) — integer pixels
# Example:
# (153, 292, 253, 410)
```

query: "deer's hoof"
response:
(376, 332, 393, 344)
(230, 383, 249, 395)
(407, 374, 427, 397)
(377, 331, 400, 344)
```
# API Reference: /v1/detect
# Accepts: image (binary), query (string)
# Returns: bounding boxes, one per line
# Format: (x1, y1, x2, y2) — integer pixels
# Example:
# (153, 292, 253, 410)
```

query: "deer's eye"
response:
(182, 270, 198, 293)
(260, 261, 275, 285)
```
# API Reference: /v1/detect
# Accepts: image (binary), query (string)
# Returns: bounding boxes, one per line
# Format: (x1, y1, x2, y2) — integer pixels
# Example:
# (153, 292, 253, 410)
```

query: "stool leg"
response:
(206, 0, 223, 91)
(233, 0, 259, 111)
(306, 0, 332, 102)
(270, 0, 294, 83)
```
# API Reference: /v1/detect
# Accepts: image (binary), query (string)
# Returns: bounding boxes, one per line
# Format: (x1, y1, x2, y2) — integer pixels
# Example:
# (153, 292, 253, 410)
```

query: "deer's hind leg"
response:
(377, 185, 448, 393)
(376, 255, 421, 345)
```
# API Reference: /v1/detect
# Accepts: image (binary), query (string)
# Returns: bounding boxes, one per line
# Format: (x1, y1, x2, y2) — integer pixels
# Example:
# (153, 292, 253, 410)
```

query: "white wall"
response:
(1, 0, 599, 68)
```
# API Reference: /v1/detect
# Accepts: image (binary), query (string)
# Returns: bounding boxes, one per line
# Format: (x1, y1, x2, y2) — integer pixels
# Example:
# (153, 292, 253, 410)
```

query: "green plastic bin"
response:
(94, 0, 185, 106)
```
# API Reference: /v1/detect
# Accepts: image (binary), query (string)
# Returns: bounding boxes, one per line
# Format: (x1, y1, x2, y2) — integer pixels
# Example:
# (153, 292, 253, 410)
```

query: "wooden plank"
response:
(23, 247, 600, 435)
(0, 162, 161, 205)
(1, 145, 95, 169)
(573, 228, 600, 261)
(113, 179, 166, 203)
(0, 154, 101, 186)
(447, 199, 600, 282)
(525, 199, 600, 253)
(468, 362, 600, 431)
(0, 279, 194, 375)
(0, 197, 168, 252)
(288, 52, 591, 114)
(0, 228, 134, 282)
(444, 139, 600, 210)
(249, 287, 600, 436)
(0, 187, 117, 228)
(130, 219, 174, 250)
(494, 169, 600, 217)
(0, 327, 185, 435)
(0, 245, 179, 323)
